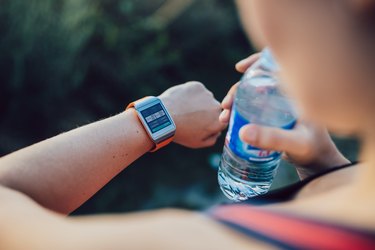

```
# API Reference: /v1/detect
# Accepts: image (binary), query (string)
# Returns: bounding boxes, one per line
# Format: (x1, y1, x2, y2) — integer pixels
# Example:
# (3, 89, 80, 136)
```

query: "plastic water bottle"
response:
(218, 48, 297, 201)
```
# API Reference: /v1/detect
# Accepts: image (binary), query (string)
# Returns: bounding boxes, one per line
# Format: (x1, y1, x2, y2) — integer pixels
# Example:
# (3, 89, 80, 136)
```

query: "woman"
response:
(1, 0, 375, 249)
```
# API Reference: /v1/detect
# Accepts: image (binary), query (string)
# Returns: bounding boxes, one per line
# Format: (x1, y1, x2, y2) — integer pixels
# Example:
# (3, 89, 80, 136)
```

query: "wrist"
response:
(295, 150, 350, 180)
(158, 95, 175, 119)
(158, 95, 178, 137)
(126, 96, 176, 152)
(123, 109, 154, 152)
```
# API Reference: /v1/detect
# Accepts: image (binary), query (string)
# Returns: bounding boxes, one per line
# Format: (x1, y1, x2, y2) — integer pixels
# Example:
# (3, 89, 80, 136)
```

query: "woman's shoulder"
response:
(207, 203, 375, 250)
(203, 162, 375, 249)
(294, 163, 357, 200)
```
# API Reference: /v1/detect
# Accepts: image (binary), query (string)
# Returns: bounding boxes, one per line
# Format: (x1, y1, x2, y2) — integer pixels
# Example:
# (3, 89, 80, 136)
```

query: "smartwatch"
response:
(126, 96, 176, 152)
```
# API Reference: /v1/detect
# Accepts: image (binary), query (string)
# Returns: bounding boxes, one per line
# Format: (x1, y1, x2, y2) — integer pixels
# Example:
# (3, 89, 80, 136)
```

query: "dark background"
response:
(0, 0, 359, 214)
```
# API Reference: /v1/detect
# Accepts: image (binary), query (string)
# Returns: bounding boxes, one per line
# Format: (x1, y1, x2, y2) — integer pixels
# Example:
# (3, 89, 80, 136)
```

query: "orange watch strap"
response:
(126, 97, 175, 153)
(126, 96, 150, 110)
(149, 136, 174, 153)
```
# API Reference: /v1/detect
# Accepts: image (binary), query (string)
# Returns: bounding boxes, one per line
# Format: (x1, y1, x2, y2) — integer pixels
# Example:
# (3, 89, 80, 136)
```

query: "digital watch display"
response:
(140, 103, 172, 133)
(126, 96, 176, 152)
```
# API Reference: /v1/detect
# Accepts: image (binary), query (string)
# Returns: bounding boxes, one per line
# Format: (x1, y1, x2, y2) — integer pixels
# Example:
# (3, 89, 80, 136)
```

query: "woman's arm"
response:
(0, 110, 152, 215)
(0, 82, 224, 214)
(0, 186, 259, 250)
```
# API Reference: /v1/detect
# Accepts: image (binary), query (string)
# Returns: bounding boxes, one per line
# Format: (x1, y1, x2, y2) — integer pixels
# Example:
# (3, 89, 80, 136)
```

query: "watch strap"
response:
(126, 97, 175, 152)
(150, 136, 174, 153)
(126, 96, 150, 109)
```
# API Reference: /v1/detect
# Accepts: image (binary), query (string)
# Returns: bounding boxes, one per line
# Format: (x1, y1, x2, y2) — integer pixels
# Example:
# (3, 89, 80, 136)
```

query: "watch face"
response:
(140, 103, 172, 133)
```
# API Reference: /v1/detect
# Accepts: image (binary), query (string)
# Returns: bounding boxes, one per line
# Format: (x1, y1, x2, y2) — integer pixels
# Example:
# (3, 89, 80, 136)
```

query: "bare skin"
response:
(0, 82, 224, 215)
(2, 0, 375, 249)
(220, 54, 350, 180)
(240, 0, 375, 233)
(0, 81, 363, 250)
(0, 82, 270, 250)
(235, 0, 267, 49)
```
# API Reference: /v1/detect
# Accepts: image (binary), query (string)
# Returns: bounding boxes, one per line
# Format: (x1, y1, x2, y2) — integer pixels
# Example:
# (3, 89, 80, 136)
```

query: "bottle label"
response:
(226, 106, 295, 163)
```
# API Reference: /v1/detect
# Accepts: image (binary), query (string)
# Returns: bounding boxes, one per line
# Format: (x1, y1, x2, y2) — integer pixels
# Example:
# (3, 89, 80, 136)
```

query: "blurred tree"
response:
(0, 0, 253, 214)
(0, 0, 357, 215)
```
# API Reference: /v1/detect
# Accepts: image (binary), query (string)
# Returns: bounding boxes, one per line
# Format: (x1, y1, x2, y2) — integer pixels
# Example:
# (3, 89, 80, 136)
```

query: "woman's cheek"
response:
(280, 71, 325, 119)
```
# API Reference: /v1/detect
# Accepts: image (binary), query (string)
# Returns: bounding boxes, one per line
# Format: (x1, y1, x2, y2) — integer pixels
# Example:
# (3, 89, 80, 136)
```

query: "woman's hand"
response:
(159, 81, 225, 149)
(219, 54, 350, 179)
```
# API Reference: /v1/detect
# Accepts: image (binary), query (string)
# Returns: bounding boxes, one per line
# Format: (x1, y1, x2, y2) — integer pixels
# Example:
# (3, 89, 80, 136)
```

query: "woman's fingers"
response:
(220, 53, 262, 124)
(224, 54, 261, 108)
(239, 124, 310, 156)
(219, 109, 231, 124)
(221, 83, 238, 110)
(235, 53, 261, 73)
(220, 83, 239, 124)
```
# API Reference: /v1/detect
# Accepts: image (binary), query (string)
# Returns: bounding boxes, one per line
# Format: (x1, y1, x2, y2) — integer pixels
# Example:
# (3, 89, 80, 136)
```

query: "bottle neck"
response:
(242, 48, 280, 81)
(258, 48, 280, 73)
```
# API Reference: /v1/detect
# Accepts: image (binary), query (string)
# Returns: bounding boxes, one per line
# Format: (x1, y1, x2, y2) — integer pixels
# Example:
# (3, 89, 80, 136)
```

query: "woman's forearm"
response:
(0, 109, 153, 214)
(0, 186, 251, 250)
(0, 82, 226, 215)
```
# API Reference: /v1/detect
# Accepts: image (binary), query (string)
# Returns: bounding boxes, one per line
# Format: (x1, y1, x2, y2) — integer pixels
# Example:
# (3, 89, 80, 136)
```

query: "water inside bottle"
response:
(218, 145, 280, 201)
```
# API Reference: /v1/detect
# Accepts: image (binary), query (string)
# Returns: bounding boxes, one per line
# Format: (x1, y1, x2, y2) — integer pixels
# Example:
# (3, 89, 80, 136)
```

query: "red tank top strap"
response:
(209, 205, 375, 250)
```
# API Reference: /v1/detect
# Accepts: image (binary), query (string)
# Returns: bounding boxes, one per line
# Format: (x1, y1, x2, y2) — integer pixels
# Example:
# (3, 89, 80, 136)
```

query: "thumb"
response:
(239, 124, 309, 155)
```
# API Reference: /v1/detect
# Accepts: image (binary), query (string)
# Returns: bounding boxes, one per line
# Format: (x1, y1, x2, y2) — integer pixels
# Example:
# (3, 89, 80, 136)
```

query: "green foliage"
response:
(0, 0, 358, 214)
(0, 0, 95, 91)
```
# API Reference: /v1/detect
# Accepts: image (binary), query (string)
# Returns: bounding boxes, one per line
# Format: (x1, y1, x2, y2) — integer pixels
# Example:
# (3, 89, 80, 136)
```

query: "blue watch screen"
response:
(141, 103, 172, 133)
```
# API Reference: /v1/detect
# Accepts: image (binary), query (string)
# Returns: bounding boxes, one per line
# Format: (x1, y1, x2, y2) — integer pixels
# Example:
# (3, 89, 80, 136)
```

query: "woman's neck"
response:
(353, 131, 375, 198)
